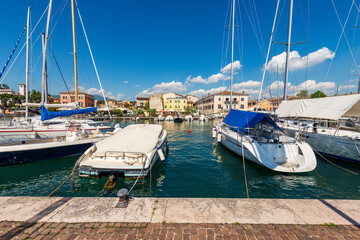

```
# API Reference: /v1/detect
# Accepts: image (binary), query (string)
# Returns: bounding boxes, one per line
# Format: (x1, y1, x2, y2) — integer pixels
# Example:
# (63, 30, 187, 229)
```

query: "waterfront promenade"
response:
(0, 197, 359, 239)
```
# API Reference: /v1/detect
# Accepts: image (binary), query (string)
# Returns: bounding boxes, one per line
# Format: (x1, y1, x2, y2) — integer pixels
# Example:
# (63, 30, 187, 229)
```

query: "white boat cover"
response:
(93, 124, 163, 156)
(276, 94, 360, 120)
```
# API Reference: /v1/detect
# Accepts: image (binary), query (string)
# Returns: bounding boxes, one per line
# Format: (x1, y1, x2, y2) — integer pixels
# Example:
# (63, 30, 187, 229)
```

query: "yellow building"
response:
(247, 99, 273, 111)
(164, 96, 187, 112)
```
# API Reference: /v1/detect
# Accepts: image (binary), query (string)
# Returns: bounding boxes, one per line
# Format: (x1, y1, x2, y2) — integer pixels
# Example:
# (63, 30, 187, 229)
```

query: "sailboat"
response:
(0, 1, 117, 166)
(214, 0, 316, 173)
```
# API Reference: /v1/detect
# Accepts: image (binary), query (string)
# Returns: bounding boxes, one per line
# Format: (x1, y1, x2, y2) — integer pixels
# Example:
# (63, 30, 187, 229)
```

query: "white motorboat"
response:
(184, 115, 193, 121)
(276, 94, 360, 164)
(78, 124, 167, 178)
(165, 115, 173, 121)
(155, 114, 165, 121)
(215, 110, 316, 173)
(199, 114, 207, 121)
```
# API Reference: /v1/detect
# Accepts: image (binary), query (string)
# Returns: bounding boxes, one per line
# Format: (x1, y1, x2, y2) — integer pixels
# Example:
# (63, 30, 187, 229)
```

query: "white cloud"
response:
(233, 80, 261, 89)
(123, 81, 128, 84)
(266, 47, 335, 72)
(293, 80, 335, 91)
(186, 60, 241, 84)
(152, 81, 187, 93)
(136, 81, 187, 97)
(135, 84, 141, 88)
(338, 84, 357, 90)
(189, 86, 227, 97)
(221, 61, 242, 73)
(79, 86, 123, 100)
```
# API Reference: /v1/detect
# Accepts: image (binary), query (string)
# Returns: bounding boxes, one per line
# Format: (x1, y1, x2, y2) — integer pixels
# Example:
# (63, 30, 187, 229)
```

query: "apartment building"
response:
(59, 91, 94, 108)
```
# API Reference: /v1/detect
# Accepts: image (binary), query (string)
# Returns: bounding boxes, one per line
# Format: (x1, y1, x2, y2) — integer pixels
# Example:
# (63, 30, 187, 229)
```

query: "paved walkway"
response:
(1, 221, 360, 240)
(0, 197, 360, 239)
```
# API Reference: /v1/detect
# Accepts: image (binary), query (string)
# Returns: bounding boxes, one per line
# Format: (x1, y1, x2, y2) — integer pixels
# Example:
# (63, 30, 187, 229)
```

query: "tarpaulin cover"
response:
(223, 109, 281, 133)
(41, 105, 97, 121)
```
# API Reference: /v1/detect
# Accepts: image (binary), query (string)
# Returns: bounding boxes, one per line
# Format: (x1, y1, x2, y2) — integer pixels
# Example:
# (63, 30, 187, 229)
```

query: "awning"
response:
(276, 94, 360, 120)
(223, 109, 281, 133)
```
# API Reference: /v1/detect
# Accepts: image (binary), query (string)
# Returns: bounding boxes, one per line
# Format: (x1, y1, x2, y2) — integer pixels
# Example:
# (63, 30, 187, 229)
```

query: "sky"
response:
(0, 0, 360, 101)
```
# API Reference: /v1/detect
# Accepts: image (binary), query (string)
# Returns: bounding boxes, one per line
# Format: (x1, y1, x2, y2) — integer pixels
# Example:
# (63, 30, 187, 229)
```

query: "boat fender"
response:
(217, 132, 222, 142)
(158, 148, 165, 161)
(212, 127, 217, 139)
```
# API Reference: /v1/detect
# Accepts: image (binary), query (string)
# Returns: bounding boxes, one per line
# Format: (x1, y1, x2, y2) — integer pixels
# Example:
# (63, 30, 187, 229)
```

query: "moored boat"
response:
(78, 124, 167, 178)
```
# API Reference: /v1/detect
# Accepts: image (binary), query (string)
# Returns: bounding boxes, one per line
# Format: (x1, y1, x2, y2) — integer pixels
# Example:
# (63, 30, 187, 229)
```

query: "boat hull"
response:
(0, 140, 98, 166)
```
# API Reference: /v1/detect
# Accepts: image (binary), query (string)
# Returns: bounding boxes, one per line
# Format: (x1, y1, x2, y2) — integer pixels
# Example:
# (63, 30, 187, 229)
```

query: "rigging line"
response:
(251, 0, 266, 53)
(75, 0, 111, 118)
(50, 0, 69, 36)
(257, 0, 280, 108)
(325, 0, 357, 82)
(303, 0, 310, 86)
(240, 0, 266, 57)
(47, 41, 71, 95)
(221, 0, 232, 69)
(0, 5, 49, 84)
(348, 5, 360, 77)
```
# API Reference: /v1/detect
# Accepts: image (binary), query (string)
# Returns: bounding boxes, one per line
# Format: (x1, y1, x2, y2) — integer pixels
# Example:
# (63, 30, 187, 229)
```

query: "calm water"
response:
(0, 120, 359, 199)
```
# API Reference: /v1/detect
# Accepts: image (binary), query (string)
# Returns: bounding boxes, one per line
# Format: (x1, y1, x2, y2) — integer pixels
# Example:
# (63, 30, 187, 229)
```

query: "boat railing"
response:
(103, 150, 149, 164)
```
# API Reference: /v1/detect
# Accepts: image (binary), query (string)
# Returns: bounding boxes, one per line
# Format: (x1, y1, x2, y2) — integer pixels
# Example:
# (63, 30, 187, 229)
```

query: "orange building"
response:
(59, 91, 94, 108)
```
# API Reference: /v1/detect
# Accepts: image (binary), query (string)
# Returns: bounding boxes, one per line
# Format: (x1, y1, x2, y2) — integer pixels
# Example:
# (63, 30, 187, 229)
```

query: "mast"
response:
(41, 0, 53, 105)
(229, 0, 235, 110)
(71, 0, 79, 105)
(283, 0, 293, 101)
(25, 6, 30, 119)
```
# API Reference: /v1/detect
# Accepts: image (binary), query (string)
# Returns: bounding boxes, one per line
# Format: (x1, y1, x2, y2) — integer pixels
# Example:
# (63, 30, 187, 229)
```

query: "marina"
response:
(0, 120, 359, 199)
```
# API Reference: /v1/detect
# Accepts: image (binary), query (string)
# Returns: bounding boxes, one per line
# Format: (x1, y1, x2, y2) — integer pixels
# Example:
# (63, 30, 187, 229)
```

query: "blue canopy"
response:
(223, 109, 281, 133)
(41, 105, 97, 121)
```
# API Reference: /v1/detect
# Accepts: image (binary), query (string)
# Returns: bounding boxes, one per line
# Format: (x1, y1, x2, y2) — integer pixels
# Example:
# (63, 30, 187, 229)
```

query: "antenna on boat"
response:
(229, 0, 235, 110)
(25, 6, 30, 120)
(283, 0, 293, 101)
(41, 0, 53, 106)
(71, 0, 79, 106)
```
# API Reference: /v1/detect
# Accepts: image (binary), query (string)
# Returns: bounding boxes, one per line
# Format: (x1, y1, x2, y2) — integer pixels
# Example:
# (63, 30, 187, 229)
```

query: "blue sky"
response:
(0, 0, 360, 100)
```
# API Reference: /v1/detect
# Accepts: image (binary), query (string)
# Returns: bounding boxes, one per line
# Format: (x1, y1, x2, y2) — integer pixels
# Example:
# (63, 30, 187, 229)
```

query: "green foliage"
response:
(310, 90, 327, 98)
(185, 106, 198, 114)
(0, 94, 25, 107)
(29, 90, 41, 103)
(111, 108, 123, 117)
(0, 84, 9, 89)
(148, 109, 156, 117)
(47, 107, 57, 112)
(296, 90, 309, 98)
(144, 101, 150, 111)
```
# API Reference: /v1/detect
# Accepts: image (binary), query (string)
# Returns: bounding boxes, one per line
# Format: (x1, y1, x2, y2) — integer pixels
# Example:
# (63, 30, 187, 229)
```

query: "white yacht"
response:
(215, 109, 316, 173)
(78, 124, 167, 178)
(276, 94, 360, 164)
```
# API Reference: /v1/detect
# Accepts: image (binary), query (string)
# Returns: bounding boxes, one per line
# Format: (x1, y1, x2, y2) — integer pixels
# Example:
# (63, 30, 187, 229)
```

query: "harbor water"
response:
(0, 120, 359, 199)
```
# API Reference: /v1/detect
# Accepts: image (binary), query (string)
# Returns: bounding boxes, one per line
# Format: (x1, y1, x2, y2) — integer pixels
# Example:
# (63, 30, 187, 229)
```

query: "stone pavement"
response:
(1, 221, 360, 240)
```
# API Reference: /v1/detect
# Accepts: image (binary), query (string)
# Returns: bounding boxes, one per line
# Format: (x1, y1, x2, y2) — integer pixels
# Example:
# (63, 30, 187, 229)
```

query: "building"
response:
(59, 91, 94, 108)
(269, 96, 308, 111)
(49, 96, 60, 104)
(18, 83, 26, 96)
(161, 92, 187, 112)
(248, 99, 273, 111)
(0, 88, 15, 95)
(186, 95, 198, 108)
(136, 97, 149, 108)
(196, 91, 248, 115)
(107, 99, 117, 108)
(149, 94, 163, 112)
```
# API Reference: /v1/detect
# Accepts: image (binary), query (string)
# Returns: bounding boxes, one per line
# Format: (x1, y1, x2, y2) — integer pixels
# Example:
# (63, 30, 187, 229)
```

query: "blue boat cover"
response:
(223, 109, 281, 133)
(41, 105, 97, 121)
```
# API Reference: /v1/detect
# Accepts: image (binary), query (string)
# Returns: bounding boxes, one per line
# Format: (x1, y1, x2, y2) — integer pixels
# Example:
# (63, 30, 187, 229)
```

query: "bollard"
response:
(115, 188, 129, 208)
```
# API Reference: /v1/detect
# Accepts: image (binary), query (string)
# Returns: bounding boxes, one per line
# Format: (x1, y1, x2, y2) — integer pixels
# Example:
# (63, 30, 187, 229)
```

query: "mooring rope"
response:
(311, 147, 359, 176)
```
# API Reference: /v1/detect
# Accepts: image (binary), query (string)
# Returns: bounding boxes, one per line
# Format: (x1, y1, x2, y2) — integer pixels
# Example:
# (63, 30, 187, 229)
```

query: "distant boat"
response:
(215, 110, 316, 173)
(199, 114, 207, 121)
(174, 113, 184, 123)
(78, 124, 167, 178)
(165, 115, 173, 121)
(184, 115, 193, 121)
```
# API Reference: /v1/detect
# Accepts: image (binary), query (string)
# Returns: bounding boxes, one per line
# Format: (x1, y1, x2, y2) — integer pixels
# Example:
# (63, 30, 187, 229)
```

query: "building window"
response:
(165, 105, 167, 108)
(79, 96, 83, 100)
(63, 101, 67, 104)
(240, 104, 244, 109)
(62, 96, 67, 99)
(184, 106, 185, 109)
(218, 104, 221, 109)
(241, 98, 244, 101)
(170, 100, 172, 103)
(79, 102, 83, 107)
(233, 98, 237, 101)
(226, 98, 229, 101)
(219, 98, 221, 101)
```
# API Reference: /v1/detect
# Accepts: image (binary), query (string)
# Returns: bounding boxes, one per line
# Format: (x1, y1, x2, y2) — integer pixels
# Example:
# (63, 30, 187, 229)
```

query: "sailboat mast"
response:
(283, 0, 293, 101)
(229, 0, 235, 110)
(41, 0, 53, 105)
(71, 0, 79, 104)
(25, 6, 30, 119)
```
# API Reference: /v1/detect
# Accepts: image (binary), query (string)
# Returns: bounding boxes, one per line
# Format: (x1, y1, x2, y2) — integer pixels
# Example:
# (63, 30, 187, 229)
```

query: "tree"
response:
(144, 101, 150, 111)
(148, 109, 156, 116)
(29, 90, 41, 103)
(111, 109, 123, 117)
(310, 90, 327, 98)
(296, 90, 309, 98)
(0, 84, 9, 89)
(0, 94, 13, 107)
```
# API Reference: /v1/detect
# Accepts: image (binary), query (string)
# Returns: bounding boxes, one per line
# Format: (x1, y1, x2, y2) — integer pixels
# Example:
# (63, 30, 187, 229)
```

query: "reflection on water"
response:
(0, 120, 359, 199)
